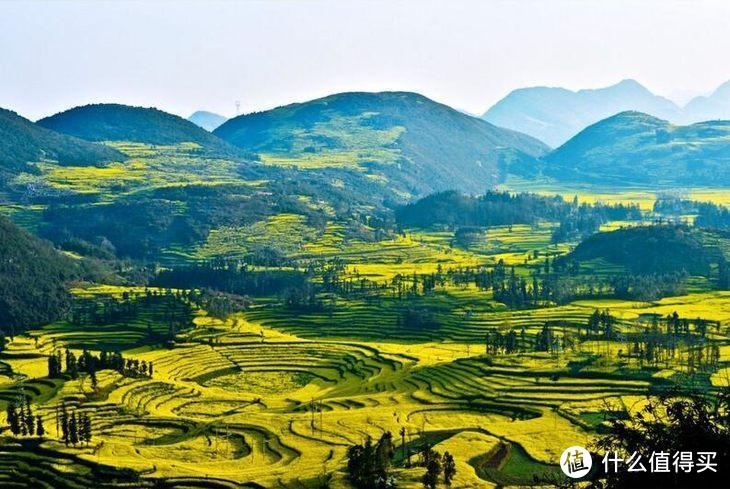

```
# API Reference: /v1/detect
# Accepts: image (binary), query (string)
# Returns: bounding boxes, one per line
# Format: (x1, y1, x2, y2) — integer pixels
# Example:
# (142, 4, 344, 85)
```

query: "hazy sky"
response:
(2, 0, 730, 121)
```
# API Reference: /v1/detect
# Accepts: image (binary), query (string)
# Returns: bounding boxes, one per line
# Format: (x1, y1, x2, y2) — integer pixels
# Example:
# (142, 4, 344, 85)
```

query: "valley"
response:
(1, 96, 729, 489)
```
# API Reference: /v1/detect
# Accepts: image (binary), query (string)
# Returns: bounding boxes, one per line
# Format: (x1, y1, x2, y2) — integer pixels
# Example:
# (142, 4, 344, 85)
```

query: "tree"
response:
(443, 451, 456, 486)
(346, 434, 397, 489)
(422, 451, 442, 489)
(399, 427, 407, 466)
(6, 401, 20, 435)
(36, 415, 45, 437)
(65, 349, 78, 378)
(595, 388, 729, 488)
(81, 414, 92, 445)
(47, 352, 62, 378)
(90, 368, 98, 391)
(60, 405, 69, 446)
(24, 398, 35, 436)
(374, 432, 395, 478)
(535, 323, 554, 352)
(69, 412, 79, 445)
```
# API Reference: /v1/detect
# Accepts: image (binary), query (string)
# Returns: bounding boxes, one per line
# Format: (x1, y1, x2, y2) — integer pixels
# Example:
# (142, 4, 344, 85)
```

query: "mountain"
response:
(482, 79, 681, 147)
(214, 91, 549, 198)
(0, 214, 74, 332)
(542, 111, 730, 186)
(0, 107, 123, 181)
(188, 110, 228, 131)
(683, 81, 730, 123)
(38, 104, 240, 157)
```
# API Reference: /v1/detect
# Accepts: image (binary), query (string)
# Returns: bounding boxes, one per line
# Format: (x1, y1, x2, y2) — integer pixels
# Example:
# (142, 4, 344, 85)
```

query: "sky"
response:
(1, 0, 730, 121)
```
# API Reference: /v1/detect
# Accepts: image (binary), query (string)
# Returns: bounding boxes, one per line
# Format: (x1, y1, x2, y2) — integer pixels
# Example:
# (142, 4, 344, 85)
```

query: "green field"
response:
(2, 174, 729, 488)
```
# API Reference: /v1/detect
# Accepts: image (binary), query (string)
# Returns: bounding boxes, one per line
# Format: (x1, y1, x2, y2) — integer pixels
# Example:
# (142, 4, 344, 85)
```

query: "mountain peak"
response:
(0, 106, 123, 177)
(681, 80, 730, 122)
(483, 80, 679, 146)
(711, 80, 730, 97)
(188, 110, 228, 132)
(215, 90, 548, 198)
(613, 78, 646, 90)
(604, 110, 666, 123)
(38, 103, 239, 156)
(543, 112, 730, 186)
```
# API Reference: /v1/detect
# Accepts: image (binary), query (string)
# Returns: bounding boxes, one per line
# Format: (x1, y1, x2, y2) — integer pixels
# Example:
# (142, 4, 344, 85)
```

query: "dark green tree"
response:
(422, 451, 442, 489)
(69, 412, 79, 445)
(6, 401, 20, 436)
(36, 415, 45, 437)
(443, 451, 456, 486)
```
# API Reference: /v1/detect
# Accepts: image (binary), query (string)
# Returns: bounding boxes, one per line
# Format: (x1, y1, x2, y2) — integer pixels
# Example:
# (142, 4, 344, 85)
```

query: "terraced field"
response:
(2, 182, 730, 488)
(2, 276, 728, 489)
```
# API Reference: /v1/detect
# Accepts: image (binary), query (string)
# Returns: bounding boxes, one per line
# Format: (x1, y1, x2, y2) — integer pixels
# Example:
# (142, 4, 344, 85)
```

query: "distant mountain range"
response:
(214, 91, 549, 197)
(683, 81, 730, 122)
(541, 111, 730, 186)
(38, 104, 240, 157)
(483, 79, 730, 147)
(3, 88, 730, 200)
(188, 110, 228, 131)
(0, 107, 122, 182)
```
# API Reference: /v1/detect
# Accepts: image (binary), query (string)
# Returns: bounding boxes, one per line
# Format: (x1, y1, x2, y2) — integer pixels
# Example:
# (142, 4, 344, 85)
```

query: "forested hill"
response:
(394, 190, 642, 244)
(541, 111, 730, 186)
(37, 104, 241, 157)
(395, 190, 571, 228)
(0, 107, 123, 180)
(560, 225, 728, 276)
(0, 215, 73, 334)
(214, 91, 549, 197)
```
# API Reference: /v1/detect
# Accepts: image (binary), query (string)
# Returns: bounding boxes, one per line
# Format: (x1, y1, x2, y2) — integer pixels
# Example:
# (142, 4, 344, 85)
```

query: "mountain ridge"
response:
(38, 103, 241, 157)
(482, 79, 682, 146)
(541, 110, 730, 186)
(0, 107, 123, 182)
(215, 90, 549, 198)
(188, 110, 228, 131)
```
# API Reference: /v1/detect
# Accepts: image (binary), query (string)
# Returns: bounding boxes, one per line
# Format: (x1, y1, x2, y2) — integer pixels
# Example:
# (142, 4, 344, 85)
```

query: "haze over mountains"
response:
(682, 81, 730, 123)
(483, 79, 730, 147)
(188, 110, 228, 131)
(1, 83, 730, 206)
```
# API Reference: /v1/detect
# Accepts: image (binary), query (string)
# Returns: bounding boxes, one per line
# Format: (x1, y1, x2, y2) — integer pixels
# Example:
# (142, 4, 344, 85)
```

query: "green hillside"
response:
(0, 215, 73, 333)
(0, 108, 122, 181)
(37, 104, 241, 157)
(541, 111, 730, 186)
(560, 225, 727, 276)
(215, 91, 549, 198)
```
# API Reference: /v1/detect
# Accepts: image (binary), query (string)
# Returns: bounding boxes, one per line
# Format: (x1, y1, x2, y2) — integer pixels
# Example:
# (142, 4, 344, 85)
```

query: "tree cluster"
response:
(595, 388, 729, 488)
(395, 190, 639, 237)
(58, 403, 92, 447)
(346, 432, 397, 489)
(6, 397, 44, 438)
(48, 348, 153, 388)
